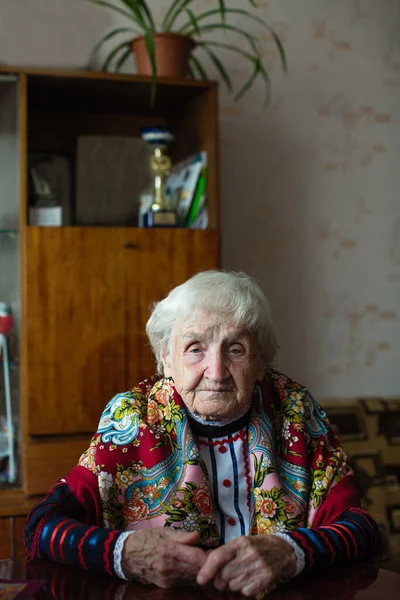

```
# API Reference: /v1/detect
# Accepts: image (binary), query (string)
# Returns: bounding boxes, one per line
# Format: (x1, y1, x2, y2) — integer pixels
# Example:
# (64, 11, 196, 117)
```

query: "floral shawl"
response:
(66, 369, 360, 546)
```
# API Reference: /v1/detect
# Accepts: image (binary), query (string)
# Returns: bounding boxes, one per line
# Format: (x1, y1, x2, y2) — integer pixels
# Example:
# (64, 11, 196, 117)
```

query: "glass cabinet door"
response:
(0, 75, 20, 485)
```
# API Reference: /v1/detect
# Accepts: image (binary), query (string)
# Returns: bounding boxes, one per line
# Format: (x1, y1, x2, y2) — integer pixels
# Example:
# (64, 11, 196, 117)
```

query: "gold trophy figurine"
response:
(141, 127, 177, 227)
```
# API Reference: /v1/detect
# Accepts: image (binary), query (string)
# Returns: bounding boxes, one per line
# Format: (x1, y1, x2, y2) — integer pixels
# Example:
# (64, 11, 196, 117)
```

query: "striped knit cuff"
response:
(38, 516, 121, 577)
(287, 508, 379, 573)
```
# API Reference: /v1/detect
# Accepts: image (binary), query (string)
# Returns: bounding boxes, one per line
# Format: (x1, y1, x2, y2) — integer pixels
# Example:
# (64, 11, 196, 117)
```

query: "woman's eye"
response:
(229, 345, 244, 355)
(188, 346, 202, 354)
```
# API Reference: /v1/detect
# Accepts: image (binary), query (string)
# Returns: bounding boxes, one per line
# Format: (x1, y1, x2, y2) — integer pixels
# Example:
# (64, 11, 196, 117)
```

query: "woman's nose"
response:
(205, 351, 229, 381)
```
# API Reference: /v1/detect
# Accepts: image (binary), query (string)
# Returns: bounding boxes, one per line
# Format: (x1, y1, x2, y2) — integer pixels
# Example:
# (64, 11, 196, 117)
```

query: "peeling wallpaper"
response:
(0, 0, 399, 398)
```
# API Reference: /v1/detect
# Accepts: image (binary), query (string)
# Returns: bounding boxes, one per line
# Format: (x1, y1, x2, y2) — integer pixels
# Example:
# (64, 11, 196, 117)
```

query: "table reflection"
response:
(22, 560, 383, 600)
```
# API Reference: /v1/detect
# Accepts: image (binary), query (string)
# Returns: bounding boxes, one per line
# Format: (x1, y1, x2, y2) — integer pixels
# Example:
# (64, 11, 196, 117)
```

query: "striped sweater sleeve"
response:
(24, 482, 123, 578)
(287, 507, 380, 573)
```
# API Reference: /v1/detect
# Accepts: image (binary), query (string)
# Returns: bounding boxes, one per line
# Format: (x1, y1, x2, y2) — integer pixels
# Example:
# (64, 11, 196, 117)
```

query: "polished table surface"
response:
(1, 559, 399, 600)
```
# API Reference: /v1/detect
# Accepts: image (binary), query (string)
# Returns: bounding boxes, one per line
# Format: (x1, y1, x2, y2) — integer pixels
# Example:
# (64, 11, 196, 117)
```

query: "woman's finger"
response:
(227, 569, 274, 596)
(196, 544, 237, 585)
(222, 555, 266, 583)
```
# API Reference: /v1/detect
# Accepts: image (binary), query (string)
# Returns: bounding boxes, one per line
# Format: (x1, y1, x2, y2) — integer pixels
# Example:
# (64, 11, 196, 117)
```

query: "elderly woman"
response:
(25, 271, 378, 597)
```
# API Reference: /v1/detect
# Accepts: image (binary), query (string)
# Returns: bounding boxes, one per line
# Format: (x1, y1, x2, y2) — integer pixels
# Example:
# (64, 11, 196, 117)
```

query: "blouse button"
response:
(218, 446, 228, 454)
(227, 517, 236, 526)
(223, 479, 231, 488)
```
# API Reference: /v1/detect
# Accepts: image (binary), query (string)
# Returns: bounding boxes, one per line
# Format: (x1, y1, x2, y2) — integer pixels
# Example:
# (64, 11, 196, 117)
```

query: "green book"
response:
(185, 167, 207, 227)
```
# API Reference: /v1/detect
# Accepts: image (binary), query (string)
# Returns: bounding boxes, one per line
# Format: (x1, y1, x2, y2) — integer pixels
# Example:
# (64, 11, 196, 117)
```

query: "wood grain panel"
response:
(24, 228, 218, 435)
(0, 517, 27, 559)
(125, 229, 219, 384)
(25, 227, 130, 434)
(0, 518, 11, 559)
(14, 517, 26, 560)
(0, 65, 214, 88)
(0, 490, 38, 518)
(23, 436, 90, 496)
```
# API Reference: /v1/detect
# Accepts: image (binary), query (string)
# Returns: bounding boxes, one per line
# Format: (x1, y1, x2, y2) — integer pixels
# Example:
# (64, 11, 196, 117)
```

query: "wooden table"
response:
(1, 559, 399, 600)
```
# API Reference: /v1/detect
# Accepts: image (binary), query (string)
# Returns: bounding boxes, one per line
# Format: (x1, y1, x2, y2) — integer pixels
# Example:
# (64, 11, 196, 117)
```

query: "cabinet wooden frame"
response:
(0, 67, 220, 498)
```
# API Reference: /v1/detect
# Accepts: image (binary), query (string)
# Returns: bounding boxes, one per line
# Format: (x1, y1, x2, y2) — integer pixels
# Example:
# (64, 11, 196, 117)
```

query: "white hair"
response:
(146, 270, 278, 375)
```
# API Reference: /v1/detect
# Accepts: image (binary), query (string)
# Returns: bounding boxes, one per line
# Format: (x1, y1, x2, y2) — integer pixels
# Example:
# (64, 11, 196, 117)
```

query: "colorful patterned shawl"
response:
(66, 369, 360, 546)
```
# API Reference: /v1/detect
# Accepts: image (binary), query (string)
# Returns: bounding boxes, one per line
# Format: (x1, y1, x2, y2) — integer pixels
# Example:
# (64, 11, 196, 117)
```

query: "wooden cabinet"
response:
(0, 491, 37, 559)
(0, 516, 26, 560)
(0, 67, 220, 502)
(24, 227, 218, 437)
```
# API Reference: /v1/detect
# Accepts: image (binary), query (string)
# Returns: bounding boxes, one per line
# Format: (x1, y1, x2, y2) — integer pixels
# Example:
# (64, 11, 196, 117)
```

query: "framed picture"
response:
(28, 153, 73, 226)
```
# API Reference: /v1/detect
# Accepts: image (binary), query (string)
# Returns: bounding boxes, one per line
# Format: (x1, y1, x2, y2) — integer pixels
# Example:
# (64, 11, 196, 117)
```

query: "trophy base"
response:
(144, 210, 177, 228)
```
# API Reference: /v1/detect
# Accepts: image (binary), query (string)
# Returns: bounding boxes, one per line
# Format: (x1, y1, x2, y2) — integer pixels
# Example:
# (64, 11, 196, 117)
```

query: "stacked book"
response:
(165, 152, 207, 228)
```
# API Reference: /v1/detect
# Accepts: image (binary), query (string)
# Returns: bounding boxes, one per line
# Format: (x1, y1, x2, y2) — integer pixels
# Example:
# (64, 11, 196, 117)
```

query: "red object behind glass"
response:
(0, 302, 13, 336)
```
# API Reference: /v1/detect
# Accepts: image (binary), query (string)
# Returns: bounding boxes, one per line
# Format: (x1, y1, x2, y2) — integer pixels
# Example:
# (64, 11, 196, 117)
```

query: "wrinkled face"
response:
(162, 311, 266, 421)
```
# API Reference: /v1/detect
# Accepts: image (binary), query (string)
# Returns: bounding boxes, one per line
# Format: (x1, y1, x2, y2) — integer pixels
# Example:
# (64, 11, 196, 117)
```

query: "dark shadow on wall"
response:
(219, 113, 312, 384)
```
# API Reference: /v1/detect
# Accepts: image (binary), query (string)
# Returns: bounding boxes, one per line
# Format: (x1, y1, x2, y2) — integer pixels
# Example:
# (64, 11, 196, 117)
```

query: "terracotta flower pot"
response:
(131, 33, 195, 78)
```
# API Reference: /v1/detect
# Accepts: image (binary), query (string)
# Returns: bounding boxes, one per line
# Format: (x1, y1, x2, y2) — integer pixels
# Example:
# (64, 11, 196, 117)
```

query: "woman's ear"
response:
(161, 352, 173, 378)
(256, 359, 267, 382)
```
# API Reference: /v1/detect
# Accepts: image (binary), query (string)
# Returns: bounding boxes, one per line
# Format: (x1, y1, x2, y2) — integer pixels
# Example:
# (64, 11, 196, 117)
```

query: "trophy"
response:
(140, 126, 177, 227)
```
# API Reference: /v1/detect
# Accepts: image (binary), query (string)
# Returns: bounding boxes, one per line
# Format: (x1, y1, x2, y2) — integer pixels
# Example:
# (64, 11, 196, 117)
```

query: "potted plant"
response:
(91, 0, 286, 104)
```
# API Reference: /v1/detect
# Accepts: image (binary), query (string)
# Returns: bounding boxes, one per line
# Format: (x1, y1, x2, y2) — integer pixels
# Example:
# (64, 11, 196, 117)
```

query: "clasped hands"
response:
(121, 528, 297, 597)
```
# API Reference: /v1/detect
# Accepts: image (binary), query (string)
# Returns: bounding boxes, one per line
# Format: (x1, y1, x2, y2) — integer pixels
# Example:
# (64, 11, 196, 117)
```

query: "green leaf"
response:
(187, 23, 260, 58)
(253, 58, 272, 106)
(263, 23, 287, 72)
(197, 45, 232, 91)
(92, 26, 137, 54)
(115, 46, 132, 71)
(285, 516, 304, 529)
(171, 407, 183, 422)
(163, 0, 195, 32)
(218, 0, 226, 22)
(112, 396, 136, 419)
(197, 41, 270, 104)
(180, 8, 269, 36)
(162, 0, 184, 31)
(196, 40, 254, 62)
(117, 1, 155, 31)
(252, 454, 270, 487)
(177, 482, 196, 492)
(189, 55, 209, 80)
(159, 501, 186, 520)
(91, 0, 145, 30)
(185, 9, 200, 36)
(178, 7, 287, 72)
(118, 0, 146, 26)
(288, 450, 303, 457)
(136, 0, 156, 30)
(166, 509, 186, 519)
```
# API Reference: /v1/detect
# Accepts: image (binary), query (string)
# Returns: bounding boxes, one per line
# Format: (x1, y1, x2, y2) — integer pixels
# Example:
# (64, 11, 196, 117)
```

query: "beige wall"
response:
(0, 0, 399, 398)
